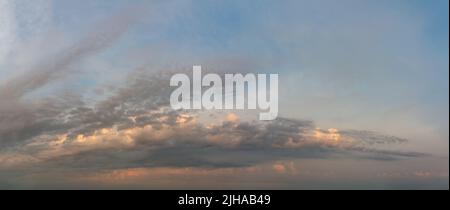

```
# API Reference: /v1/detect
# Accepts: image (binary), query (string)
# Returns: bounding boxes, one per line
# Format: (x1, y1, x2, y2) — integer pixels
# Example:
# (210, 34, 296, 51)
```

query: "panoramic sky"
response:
(0, 0, 448, 189)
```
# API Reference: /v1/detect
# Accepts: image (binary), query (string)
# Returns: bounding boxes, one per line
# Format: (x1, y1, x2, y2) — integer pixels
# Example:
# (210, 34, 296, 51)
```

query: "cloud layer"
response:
(0, 0, 447, 189)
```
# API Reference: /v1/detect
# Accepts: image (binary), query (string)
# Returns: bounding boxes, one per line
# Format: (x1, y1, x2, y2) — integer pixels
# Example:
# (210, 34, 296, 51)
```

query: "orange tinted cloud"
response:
(314, 128, 342, 142)
(226, 112, 240, 123)
(273, 163, 287, 173)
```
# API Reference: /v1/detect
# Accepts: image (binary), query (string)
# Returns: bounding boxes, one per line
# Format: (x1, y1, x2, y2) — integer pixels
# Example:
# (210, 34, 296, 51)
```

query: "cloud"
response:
(0, 71, 427, 173)
(0, 64, 433, 190)
(0, 28, 427, 172)
(0, 1, 443, 189)
(0, 6, 143, 147)
(0, 6, 140, 100)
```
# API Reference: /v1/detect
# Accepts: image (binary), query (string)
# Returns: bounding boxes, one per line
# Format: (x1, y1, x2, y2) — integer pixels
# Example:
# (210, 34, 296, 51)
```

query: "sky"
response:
(0, 0, 448, 189)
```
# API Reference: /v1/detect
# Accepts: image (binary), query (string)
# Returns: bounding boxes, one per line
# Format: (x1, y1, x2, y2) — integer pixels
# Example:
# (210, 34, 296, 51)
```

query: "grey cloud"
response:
(0, 61, 427, 172)
(0, 61, 426, 173)
(340, 130, 408, 145)
(0, 2, 428, 180)
(0, 7, 143, 147)
(0, 7, 140, 100)
(14, 108, 426, 172)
